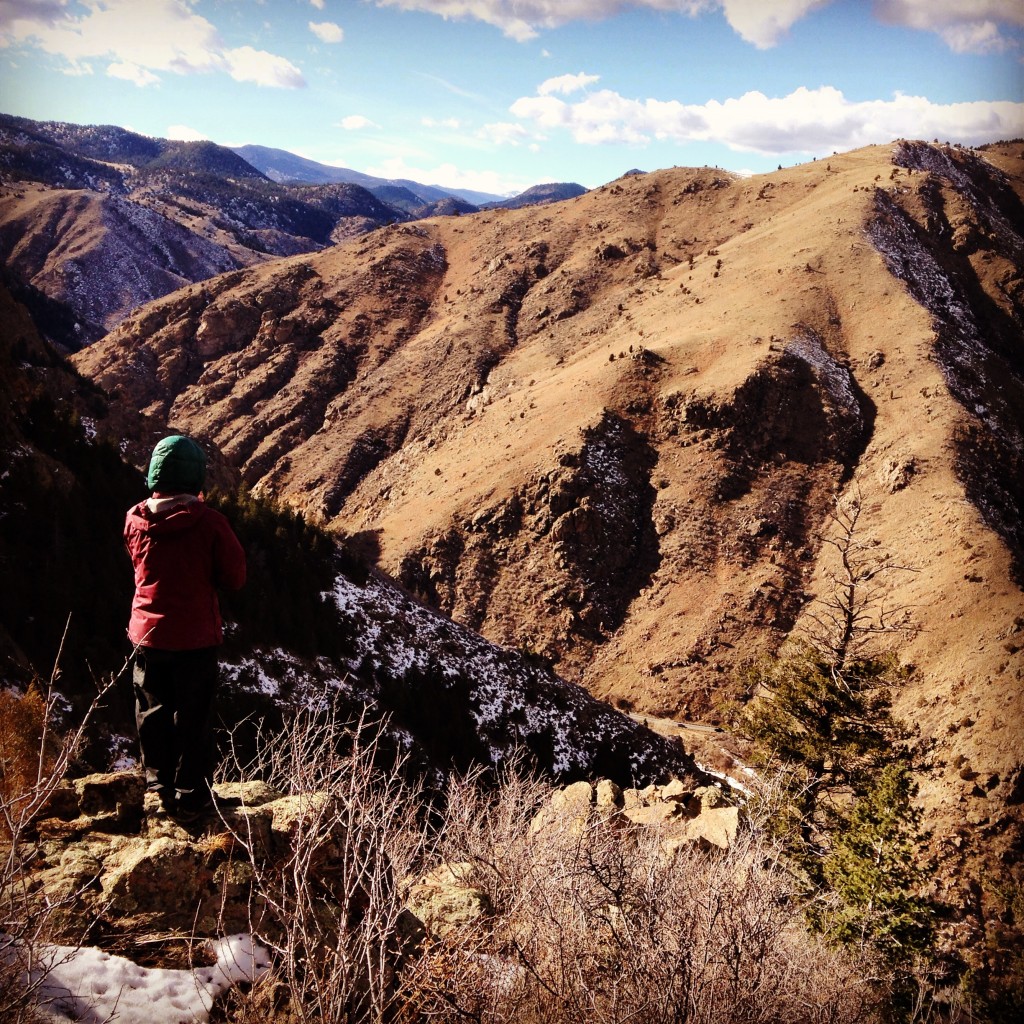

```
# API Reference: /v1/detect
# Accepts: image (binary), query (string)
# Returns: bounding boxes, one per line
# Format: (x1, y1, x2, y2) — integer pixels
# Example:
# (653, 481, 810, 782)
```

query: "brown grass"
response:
(0, 686, 52, 842)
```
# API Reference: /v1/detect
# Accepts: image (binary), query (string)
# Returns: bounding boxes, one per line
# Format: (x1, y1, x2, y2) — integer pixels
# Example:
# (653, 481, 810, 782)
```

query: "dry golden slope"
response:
(75, 142, 1024, 846)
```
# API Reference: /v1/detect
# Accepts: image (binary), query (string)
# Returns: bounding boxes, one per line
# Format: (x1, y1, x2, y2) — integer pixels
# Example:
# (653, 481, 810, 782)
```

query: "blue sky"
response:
(1, 1, 1022, 196)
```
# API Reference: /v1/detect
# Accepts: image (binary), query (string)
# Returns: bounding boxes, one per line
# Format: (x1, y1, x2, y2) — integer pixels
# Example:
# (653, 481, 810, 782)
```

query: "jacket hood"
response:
(147, 435, 206, 495)
(127, 496, 209, 535)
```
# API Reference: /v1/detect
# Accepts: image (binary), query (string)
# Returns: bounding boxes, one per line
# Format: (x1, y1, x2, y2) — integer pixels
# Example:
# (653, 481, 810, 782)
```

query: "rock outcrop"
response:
(22, 771, 740, 945)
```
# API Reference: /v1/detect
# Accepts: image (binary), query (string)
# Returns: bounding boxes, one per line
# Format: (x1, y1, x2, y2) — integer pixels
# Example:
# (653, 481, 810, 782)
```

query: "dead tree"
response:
(802, 487, 917, 676)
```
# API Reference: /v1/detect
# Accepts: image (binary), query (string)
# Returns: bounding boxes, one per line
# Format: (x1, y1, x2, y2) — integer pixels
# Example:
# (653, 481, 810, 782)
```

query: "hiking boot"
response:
(144, 788, 176, 816)
(171, 798, 214, 824)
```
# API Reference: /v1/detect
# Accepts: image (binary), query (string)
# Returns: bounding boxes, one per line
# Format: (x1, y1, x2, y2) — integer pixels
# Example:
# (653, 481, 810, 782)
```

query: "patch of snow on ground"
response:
(786, 332, 859, 423)
(23, 932, 270, 1024)
(220, 647, 351, 704)
(331, 570, 584, 772)
(868, 188, 1021, 453)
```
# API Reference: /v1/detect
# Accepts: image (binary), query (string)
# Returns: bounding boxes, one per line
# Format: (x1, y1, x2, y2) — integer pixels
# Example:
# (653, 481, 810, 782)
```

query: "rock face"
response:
(528, 777, 739, 855)
(31, 774, 279, 937)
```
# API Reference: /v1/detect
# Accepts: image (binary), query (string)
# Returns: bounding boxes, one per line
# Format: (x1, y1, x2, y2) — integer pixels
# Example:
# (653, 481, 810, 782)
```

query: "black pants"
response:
(133, 646, 218, 807)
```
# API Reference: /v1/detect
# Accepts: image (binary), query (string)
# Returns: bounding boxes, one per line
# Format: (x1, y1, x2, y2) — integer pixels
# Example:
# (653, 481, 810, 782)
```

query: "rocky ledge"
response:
(18, 770, 740, 946)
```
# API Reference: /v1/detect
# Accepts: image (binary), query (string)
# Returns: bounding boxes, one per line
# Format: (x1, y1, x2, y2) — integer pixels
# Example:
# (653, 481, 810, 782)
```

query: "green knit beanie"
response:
(147, 435, 207, 495)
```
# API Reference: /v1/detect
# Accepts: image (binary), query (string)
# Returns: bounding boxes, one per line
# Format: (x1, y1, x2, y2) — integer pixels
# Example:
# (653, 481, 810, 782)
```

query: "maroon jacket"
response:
(124, 496, 246, 650)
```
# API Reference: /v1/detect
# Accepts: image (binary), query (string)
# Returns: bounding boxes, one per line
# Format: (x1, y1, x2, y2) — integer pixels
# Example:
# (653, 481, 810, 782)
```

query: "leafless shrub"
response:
(212, 722, 896, 1023)
(397, 768, 885, 1024)
(0, 620, 123, 1023)
(215, 702, 431, 1023)
(802, 487, 918, 673)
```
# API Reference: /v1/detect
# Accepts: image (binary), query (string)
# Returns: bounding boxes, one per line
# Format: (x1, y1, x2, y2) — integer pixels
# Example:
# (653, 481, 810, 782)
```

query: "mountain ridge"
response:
(231, 142, 509, 206)
(0, 113, 588, 351)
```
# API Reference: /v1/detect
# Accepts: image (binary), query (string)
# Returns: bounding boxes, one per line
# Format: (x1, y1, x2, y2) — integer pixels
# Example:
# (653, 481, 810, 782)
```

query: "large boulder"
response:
(529, 776, 739, 853)
(406, 862, 493, 938)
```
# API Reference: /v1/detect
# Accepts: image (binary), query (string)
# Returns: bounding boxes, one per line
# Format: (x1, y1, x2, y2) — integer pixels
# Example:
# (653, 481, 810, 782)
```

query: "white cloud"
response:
(939, 21, 1010, 55)
(60, 59, 94, 76)
(367, 154, 530, 195)
(0, 0, 306, 86)
(479, 121, 530, 145)
(538, 72, 599, 96)
(1, 0, 223, 71)
(309, 20, 344, 43)
(166, 124, 208, 141)
(874, 0, 1024, 54)
(339, 114, 378, 130)
(106, 59, 159, 86)
(719, 0, 831, 48)
(224, 46, 305, 88)
(510, 83, 1024, 155)
(374, 1, 710, 43)
(310, 0, 326, 9)
(374, 0, 1024, 51)
(372, 1, 834, 47)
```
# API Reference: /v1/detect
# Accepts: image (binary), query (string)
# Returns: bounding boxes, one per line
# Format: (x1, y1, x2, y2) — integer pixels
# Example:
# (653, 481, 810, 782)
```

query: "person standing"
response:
(124, 435, 246, 820)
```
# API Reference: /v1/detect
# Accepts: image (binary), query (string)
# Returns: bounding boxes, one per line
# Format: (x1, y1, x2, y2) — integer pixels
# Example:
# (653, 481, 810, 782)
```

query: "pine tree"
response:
(818, 762, 933, 960)
(732, 488, 937, 1013)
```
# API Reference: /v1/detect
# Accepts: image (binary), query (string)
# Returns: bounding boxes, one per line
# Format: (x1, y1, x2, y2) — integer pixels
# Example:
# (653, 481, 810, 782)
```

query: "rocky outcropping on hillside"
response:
(873, 141, 1024, 574)
(323, 567, 703, 784)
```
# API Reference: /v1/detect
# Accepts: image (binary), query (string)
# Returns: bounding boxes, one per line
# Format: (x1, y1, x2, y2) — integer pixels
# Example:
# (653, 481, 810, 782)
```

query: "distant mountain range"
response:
(230, 143, 508, 206)
(231, 143, 589, 211)
(0, 112, 587, 348)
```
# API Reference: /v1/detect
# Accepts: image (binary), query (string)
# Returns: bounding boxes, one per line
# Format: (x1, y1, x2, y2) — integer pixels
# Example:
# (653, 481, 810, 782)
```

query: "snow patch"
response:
(14, 932, 270, 1024)
(220, 647, 351, 704)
